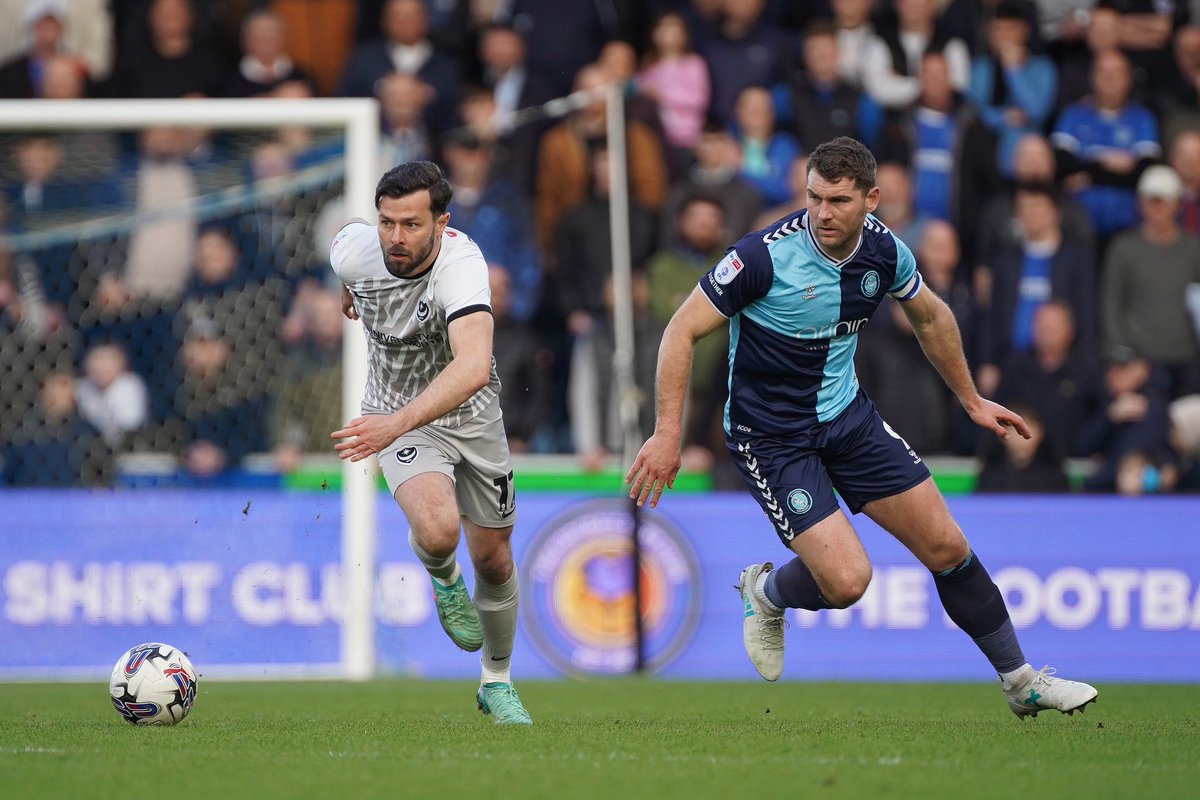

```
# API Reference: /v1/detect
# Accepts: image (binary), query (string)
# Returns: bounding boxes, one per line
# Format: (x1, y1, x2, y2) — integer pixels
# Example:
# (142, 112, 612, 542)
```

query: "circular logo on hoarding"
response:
(861, 270, 880, 297)
(522, 499, 702, 676)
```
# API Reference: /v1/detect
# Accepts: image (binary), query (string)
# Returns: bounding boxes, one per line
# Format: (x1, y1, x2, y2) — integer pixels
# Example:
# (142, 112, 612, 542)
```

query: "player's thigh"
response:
(382, 432, 461, 548)
(862, 477, 969, 573)
(447, 413, 517, 529)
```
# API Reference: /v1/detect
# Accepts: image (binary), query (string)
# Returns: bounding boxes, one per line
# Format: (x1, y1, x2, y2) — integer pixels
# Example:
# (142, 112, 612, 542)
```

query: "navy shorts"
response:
(726, 390, 931, 545)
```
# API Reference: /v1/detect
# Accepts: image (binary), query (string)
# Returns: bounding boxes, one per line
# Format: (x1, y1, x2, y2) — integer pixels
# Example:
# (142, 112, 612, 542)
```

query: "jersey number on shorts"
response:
(493, 470, 515, 516)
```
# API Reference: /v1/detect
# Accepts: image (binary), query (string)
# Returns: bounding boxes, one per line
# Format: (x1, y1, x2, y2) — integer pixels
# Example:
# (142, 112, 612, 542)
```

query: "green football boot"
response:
(477, 682, 533, 725)
(432, 575, 483, 652)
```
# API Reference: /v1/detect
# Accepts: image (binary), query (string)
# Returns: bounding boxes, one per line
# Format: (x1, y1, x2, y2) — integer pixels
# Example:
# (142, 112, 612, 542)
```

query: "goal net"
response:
(0, 98, 380, 678)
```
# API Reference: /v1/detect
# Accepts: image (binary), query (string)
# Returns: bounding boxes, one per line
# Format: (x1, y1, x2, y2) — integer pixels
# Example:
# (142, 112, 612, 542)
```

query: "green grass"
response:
(2, 680, 1197, 800)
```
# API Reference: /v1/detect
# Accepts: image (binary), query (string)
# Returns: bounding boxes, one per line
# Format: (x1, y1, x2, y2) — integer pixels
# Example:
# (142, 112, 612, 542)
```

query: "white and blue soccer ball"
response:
(109, 642, 198, 726)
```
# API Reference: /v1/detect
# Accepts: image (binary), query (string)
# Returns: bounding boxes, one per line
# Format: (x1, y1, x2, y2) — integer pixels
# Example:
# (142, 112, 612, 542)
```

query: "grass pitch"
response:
(2, 680, 1196, 800)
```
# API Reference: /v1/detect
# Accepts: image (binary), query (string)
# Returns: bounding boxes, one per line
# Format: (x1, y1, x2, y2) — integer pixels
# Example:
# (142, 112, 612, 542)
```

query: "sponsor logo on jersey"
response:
(714, 250, 745, 285)
(861, 270, 880, 297)
(397, 446, 418, 464)
(797, 317, 869, 339)
(803, 284, 818, 300)
(416, 299, 431, 323)
(523, 499, 702, 676)
(367, 328, 446, 348)
(787, 488, 813, 515)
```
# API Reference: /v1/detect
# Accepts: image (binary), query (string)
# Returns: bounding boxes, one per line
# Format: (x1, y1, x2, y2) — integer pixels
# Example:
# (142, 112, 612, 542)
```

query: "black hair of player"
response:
(807, 136, 877, 196)
(375, 161, 454, 216)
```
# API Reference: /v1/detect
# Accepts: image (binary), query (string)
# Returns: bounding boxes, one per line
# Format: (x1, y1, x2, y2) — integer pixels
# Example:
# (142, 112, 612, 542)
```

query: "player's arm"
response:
(332, 310, 494, 462)
(898, 287, 1031, 441)
(626, 287, 727, 507)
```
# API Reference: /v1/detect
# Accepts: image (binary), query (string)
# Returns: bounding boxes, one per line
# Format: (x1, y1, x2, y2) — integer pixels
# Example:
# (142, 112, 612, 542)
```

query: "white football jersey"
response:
(330, 221, 500, 427)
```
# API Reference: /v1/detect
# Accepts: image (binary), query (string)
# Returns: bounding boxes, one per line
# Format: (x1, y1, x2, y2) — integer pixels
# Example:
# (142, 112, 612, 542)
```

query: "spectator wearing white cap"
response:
(0, 0, 112, 90)
(1101, 164, 1200, 397)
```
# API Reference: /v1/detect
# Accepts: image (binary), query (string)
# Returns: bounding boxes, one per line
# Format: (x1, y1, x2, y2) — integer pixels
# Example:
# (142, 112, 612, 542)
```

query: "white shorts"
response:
(378, 404, 516, 529)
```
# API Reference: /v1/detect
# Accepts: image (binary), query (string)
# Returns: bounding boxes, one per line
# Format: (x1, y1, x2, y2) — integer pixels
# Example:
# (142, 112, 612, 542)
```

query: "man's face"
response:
(806, 171, 877, 254)
(377, 191, 448, 278)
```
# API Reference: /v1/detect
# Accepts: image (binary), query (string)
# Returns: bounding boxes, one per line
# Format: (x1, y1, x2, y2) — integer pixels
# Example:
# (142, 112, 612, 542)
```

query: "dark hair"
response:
(1013, 180, 1061, 207)
(807, 136, 877, 195)
(374, 160, 453, 215)
(803, 19, 838, 40)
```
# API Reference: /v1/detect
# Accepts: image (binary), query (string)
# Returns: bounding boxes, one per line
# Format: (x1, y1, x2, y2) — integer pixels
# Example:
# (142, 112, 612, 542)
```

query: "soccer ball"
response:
(109, 642, 198, 726)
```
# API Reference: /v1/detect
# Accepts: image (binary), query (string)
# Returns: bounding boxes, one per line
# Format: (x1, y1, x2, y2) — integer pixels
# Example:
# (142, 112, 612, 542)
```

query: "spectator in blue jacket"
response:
(968, 1, 1058, 177)
(730, 85, 803, 207)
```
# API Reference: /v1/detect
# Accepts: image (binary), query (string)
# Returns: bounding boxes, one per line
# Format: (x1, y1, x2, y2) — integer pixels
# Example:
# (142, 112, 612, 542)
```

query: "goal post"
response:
(0, 98, 379, 680)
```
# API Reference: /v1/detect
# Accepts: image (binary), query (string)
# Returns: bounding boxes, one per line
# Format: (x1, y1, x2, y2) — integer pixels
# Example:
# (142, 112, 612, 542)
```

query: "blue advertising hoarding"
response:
(1, 490, 1197, 681)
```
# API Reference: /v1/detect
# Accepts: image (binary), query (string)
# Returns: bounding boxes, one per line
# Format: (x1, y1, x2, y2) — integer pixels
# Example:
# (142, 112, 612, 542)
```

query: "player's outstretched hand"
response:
(341, 285, 359, 321)
(331, 415, 401, 462)
(625, 433, 682, 509)
(967, 397, 1031, 441)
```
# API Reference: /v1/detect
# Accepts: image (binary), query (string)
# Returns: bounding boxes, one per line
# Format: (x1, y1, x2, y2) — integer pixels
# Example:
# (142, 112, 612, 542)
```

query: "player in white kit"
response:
(330, 161, 531, 725)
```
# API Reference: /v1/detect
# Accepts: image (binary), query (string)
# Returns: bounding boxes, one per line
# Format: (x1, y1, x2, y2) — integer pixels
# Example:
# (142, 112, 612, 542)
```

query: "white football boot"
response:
(1003, 665, 1099, 719)
(737, 563, 786, 681)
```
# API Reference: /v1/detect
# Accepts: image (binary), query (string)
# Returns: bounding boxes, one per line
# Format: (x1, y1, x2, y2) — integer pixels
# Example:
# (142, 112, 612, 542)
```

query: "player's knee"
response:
(410, 519, 460, 558)
(821, 565, 872, 609)
(924, 534, 971, 574)
(471, 546, 513, 584)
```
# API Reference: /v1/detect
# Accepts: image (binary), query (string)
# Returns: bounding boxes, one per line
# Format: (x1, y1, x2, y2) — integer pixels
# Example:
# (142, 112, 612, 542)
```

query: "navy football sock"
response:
(934, 551, 1026, 673)
(764, 556, 833, 611)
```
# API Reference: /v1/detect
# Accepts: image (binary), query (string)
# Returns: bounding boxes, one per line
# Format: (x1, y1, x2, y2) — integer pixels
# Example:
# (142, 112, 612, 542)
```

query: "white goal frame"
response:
(0, 98, 381, 680)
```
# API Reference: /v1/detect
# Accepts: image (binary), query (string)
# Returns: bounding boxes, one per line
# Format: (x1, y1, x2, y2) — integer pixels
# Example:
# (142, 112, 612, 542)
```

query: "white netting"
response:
(0, 124, 347, 485)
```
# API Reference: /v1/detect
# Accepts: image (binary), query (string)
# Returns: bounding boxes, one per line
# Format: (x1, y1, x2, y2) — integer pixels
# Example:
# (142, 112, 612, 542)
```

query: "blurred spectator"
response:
(782, 20, 879, 152)
(443, 132, 541, 323)
(977, 182, 1098, 399)
(271, 284, 343, 473)
(831, 0, 877, 90)
(637, 10, 711, 155)
(856, 220, 963, 455)
(660, 118, 762, 248)
(698, 0, 792, 123)
(223, 8, 313, 98)
(476, 23, 556, 194)
(1101, 165, 1200, 396)
(554, 147, 656, 339)
(1169, 129, 1200, 235)
(1167, 394, 1200, 491)
(567, 272, 661, 470)
(975, 401, 1071, 493)
(877, 51, 996, 243)
(862, 0, 971, 111)
(534, 63, 667, 264)
(76, 341, 148, 448)
(376, 71, 435, 174)
(337, 0, 460, 134)
(489, 265, 553, 454)
(1159, 24, 1200, 141)
(730, 85, 802, 207)
(1036, 0, 1101, 52)
(974, 133, 1095, 271)
(645, 193, 729, 442)
(996, 299, 1102, 456)
(596, 39, 662, 135)
(754, 154, 810, 229)
(968, 1, 1058, 177)
(1054, 3, 1124, 109)
(2, 369, 108, 486)
(872, 161, 930, 249)
(1053, 49, 1161, 247)
(502, 0, 623, 96)
(0, 0, 112, 84)
(1079, 348, 1173, 493)
(0, 0, 89, 98)
(1106, 0, 1186, 89)
(107, 0, 224, 98)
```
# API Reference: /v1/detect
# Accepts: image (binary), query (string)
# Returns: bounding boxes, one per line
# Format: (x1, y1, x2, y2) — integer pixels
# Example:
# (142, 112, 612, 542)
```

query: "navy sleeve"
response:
(698, 234, 773, 317)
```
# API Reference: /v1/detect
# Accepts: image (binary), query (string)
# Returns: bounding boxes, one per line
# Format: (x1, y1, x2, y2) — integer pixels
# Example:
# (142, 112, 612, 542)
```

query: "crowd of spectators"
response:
(2, 0, 1200, 496)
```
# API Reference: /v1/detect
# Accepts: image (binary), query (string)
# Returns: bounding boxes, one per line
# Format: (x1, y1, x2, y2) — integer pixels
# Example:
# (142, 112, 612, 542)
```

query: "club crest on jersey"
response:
(397, 446, 418, 464)
(714, 250, 745, 285)
(416, 299, 431, 323)
(787, 489, 813, 515)
(861, 271, 880, 297)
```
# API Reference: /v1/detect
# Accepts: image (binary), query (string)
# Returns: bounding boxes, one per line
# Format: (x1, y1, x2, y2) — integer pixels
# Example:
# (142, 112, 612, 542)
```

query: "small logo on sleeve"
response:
(714, 250, 745, 285)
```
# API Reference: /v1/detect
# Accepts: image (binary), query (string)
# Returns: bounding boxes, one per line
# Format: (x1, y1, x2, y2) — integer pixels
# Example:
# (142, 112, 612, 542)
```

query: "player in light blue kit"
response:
(627, 137, 1097, 718)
